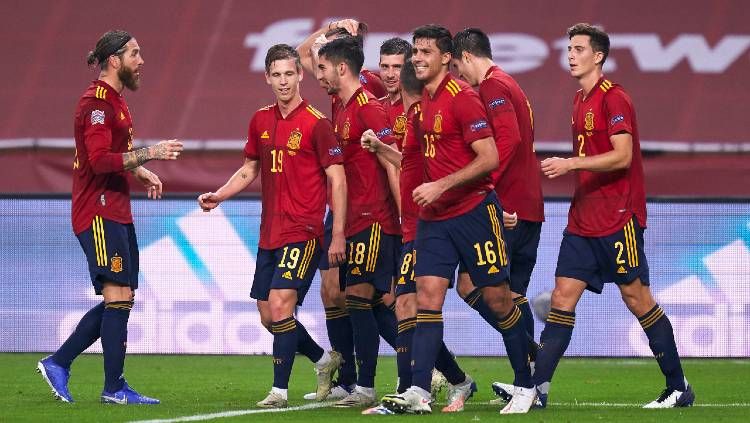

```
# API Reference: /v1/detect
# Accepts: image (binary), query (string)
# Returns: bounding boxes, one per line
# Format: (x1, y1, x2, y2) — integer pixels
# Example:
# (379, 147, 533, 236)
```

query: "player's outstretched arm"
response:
(123, 139, 183, 170)
(324, 163, 347, 266)
(198, 158, 259, 212)
(541, 132, 632, 178)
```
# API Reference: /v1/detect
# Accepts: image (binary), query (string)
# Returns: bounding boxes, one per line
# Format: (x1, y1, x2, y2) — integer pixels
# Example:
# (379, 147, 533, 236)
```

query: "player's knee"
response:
(481, 284, 514, 315)
(395, 294, 416, 320)
(455, 273, 474, 298)
(550, 287, 577, 311)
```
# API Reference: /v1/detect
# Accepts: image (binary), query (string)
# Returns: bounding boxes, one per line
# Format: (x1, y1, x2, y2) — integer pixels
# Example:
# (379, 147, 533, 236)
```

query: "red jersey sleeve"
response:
(603, 89, 634, 137)
(244, 113, 260, 160)
(359, 101, 398, 145)
(480, 79, 521, 178)
(312, 118, 344, 168)
(454, 90, 493, 145)
(83, 100, 124, 174)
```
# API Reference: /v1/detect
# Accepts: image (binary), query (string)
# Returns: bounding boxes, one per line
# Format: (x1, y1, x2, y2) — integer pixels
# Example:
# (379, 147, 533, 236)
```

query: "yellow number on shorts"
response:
(614, 241, 626, 265)
(348, 242, 366, 265)
(400, 252, 413, 275)
(278, 246, 301, 269)
(473, 241, 497, 266)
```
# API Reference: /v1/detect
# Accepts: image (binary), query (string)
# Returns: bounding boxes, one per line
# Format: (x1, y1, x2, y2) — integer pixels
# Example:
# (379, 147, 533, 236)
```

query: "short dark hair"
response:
(325, 22, 368, 49)
(567, 23, 610, 65)
(399, 62, 423, 96)
(380, 37, 412, 60)
(452, 28, 492, 59)
(264, 44, 301, 73)
(412, 24, 453, 54)
(87, 30, 132, 69)
(318, 36, 364, 75)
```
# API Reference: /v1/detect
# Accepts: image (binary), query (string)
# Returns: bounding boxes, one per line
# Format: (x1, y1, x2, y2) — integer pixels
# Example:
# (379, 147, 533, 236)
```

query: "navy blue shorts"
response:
(555, 217, 649, 294)
(344, 223, 398, 293)
(394, 241, 417, 297)
(318, 211, 334, 270)
(76, 216, 139, 295)
(250, 238, 322, 305)
(504, 220, 542, 296)
(415, 192, 510, 288)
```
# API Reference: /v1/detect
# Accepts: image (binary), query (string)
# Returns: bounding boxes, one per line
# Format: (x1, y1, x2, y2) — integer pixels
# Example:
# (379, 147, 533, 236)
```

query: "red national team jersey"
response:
(480, 66, 544, 223)
(359, 69, 387, 99)
(380, 96, 407, 148)
(72, 80, 134, 234)
(400, 102, 423, 243)
(245, 100, 344, 249)
(568, 77, 646, 237)
(332, 87, 400, 237)
(418, 74, 495, 221)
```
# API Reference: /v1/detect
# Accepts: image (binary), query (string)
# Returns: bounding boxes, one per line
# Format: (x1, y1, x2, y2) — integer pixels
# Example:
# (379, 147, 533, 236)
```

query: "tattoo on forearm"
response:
(123, 148, 151, 170)
(240, 172, 248, 179)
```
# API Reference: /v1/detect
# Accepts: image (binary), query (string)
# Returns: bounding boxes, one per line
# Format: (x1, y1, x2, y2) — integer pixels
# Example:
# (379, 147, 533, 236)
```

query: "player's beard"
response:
(119, 66, 141, 91)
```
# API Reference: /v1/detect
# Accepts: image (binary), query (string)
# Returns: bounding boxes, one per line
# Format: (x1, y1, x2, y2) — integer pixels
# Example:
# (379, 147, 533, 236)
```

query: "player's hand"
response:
(361, 129, 383, 153)
(541, 156, 573, 179)
(328, 232, 346, 267)
(198, 192, 221, 212)
(150, 139, 183, 161)
(329, 19, 359, 36)
(503, 211, 518, 229)
(412, 181, 446, 207)
(134, 167, 163, 199)
(311, 34, 329, 56)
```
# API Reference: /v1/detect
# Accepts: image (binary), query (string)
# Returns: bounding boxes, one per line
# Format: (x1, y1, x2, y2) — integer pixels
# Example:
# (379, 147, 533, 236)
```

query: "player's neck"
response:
(387, 92, 401, 105)
(476, 58, 495, 82)
(99, 72, 124, 93)
(337, 79, 361, 105)
(579, 68, 603, 98)
(402, 92, 419, 111)
(277, 95, 303, 118)
(425, 69, 449, 97)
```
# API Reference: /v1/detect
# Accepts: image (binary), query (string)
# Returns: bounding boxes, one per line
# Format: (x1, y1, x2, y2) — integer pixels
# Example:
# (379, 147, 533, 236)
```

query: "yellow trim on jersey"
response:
(600, 79, 613, 93)
(445, 80, 461, 97)
(356, 92, 369, 107)
(95, 86, 107, 100)
(306, 105, 325, 120)
(92, 216, 108, 267)
(487, 204, 508, 266)
(365, 223, 381, 272)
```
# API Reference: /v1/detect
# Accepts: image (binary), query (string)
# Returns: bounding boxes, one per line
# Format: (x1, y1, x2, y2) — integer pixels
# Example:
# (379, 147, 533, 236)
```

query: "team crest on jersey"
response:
(584, 111, 595, 131)
(433, 113, 443, 133)
(287, 129, 302, 155)
(394, 114, 407, 135)
(342, 120, 351, 141)
(111, 255, 123, 273)
(91, 110, 105, 125)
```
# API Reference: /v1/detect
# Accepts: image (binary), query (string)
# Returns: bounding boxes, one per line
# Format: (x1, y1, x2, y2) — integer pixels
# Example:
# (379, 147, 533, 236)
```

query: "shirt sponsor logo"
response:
(470, 120, 489, 132)
(488, 98, 506, 109)
(610, 114, 625, 126)
(376, 127, 393, 138)
(91, 110, 105, 125)
(328, 146, 342, 157)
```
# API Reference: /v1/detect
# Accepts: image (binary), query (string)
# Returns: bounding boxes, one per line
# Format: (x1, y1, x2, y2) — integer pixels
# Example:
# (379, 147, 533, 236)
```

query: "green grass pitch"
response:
(3, 353, 748, 422)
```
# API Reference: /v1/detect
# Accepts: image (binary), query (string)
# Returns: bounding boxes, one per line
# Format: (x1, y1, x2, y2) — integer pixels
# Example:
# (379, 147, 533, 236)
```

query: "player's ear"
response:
(594, 51, 604, 67)
(441, 51, 452, 66)
(265, 72, 272, 85)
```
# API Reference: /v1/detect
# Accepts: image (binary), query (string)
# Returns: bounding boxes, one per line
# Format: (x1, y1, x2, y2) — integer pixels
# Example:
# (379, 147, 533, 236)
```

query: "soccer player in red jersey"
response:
(198, 45, 346, 408)
(37, 30, 183, 405)
(498, 23, 693, 409)
(381, 25, 534, 415)
(361, 62, 477, 415)
(297, 20, 386, 399)
(450, 28, 545, 397)
(315, 36, 402, 408)
(378, 38, 411, 146)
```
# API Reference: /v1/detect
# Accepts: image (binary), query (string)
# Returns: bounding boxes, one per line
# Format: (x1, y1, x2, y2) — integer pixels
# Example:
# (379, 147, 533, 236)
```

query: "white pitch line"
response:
(128, 401, 333, 423)
(131, 400, 750, 423)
